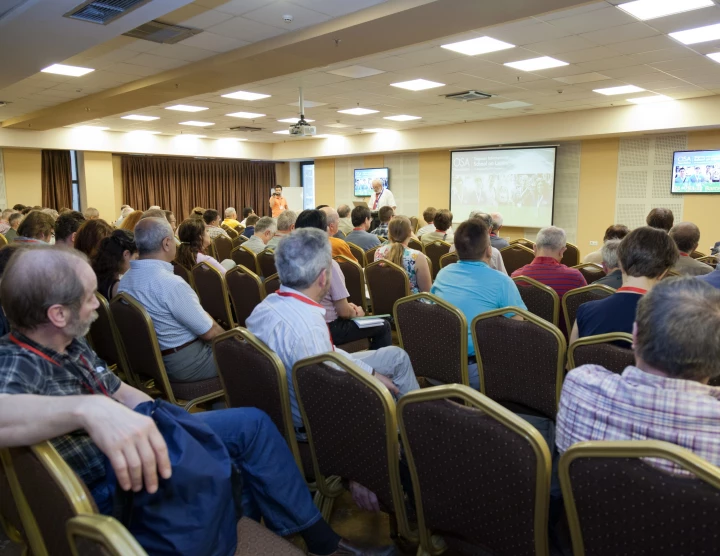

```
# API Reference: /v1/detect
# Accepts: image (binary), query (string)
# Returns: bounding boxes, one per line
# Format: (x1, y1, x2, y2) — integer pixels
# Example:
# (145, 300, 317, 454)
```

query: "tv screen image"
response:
(354, 168, 389, 197)
(671, 150, 720, 194)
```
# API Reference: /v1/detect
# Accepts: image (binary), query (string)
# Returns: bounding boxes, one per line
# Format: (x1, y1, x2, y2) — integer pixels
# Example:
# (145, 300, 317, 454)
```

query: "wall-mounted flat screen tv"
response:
(354, 167, 389, 197)
(672, 150, 720, 193)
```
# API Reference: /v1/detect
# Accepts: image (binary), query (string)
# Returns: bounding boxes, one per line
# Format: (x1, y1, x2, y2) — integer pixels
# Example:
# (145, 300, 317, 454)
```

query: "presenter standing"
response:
(369, 179, 396, 211)
(270, 185, 288, 218)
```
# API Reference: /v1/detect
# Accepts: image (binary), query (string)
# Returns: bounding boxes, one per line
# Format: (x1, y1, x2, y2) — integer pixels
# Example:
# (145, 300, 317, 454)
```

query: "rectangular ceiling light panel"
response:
(617, 0, 713, 21)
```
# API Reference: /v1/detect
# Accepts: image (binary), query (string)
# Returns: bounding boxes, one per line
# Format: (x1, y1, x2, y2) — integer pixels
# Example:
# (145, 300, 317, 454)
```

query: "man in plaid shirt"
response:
(557, 277, 720, 475)
(371, 206, 394, 238)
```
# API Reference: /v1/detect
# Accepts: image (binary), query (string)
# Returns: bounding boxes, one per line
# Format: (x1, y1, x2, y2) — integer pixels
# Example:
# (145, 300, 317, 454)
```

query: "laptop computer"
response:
(353, 201, 369, 208)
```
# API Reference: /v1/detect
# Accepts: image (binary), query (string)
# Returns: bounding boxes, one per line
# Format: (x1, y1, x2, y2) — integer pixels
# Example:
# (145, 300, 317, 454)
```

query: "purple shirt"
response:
(320, 260, 350, 322)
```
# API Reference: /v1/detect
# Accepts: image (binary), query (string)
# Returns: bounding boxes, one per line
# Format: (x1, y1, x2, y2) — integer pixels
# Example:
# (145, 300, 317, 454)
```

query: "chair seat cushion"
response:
(169, 377, 224, 401)
(235, 517, 303, 555)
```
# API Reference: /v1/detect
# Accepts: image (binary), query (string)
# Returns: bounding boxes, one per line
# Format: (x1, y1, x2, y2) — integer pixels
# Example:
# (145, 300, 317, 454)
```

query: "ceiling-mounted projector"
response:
(288, 87, 316, 136)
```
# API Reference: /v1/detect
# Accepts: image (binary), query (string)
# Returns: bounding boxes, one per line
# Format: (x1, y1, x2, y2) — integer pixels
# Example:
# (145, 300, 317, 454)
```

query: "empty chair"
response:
(394, 293, 469, 386)
(424, 240, 451, 280)
(398, 385, 551, 556)
(226, 265, 264, 327)
(231, 245, 260, 275)
(472, 307, 566, 420)
(365, 259, 410, 317)
(560, 440, 720, 556)
(562, 284, 615, 333)
(172, 261, 194, 289)
(439, 251, 458, 269)
(191, 262, 234, 330)
(257, 249, 277, 278)
(346, 242, 366, 268)
(214, 235, 233, 263)
(561, 242, 580, 267)
(263, 273, 281, 297)
(509, 238, 535, 249)
(572, 263, 606, 285)
(568, 332, 634, 374)
(334, 255, 367, 312)
(408, 238, 424, 253)
(500, 244, 535, 275)
(512, 276, 560, 327)
(67, 515, 146, 556)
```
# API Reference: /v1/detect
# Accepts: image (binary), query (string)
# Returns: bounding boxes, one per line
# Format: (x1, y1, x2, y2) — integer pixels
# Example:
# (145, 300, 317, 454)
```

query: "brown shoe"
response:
(309, 538, 397, 555)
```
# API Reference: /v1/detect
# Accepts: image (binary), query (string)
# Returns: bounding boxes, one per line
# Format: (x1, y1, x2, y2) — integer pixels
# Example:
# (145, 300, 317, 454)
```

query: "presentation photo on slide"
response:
(450, 147, 557, 228)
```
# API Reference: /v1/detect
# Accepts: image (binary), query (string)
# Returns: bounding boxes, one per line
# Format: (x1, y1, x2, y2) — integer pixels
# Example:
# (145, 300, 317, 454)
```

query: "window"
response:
(70, 150, 80, 211)
(300, 161, 315, 210)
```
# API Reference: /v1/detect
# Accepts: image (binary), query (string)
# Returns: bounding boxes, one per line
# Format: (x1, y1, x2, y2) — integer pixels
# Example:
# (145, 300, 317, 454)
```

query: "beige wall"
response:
(112, 155, 123, 214)
(685, 130, 720, 248)
(2, 148, 41, 208)
(78, 151, 118, 222)
(315, 158, 335, 207)
(275, 162, 289, 187)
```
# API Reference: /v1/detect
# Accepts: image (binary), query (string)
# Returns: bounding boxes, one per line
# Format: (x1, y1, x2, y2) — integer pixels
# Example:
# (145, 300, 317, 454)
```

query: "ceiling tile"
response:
(610, 35, 679, 55)
(483, 19, 573, 46)
(579, 22, 658, 46)
(644, 6, 720, 34)
(125, 54, 187, 71)
(241, 1, 330, 30)
(535, 2, 607, 22)
(178, 32, 250, 53)
(287, 0, 390, 17)
(553, 72, 610, 84)
(148, 44, 216, 62)
(178, 9, 233, 30)
(546, 6, 636, 34)
(206, 16, 287, 42)
(561, 46, 621, 64)
(524, 35, 598, 56)
(212, 0, 274, 16)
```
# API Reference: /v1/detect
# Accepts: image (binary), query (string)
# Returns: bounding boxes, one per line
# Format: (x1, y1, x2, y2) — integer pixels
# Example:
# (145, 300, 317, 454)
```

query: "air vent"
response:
(64, 0, 152, 25)
(123, 20, 201, 44)
(445, 90, 492, 102)
(229, 126, 263, 132)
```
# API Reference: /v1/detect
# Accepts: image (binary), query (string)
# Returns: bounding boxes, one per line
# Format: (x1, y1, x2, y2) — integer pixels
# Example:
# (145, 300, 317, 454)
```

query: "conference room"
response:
(2, 0, 720, 554)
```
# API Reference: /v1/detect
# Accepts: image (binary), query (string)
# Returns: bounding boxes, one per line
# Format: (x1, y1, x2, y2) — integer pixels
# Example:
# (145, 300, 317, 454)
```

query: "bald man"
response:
(321, 206, 358, 263)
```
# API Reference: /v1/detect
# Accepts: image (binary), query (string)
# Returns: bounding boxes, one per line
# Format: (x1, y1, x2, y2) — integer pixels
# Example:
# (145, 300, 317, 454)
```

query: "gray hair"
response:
(225, 207, 236, 218)
(83, 207, 99, 219)
(536, 226, 567, 251)
(121, 206, 134, 218)
(254, 216, 277, 235)
(337, 204, 351, 218)
(321, 206, 339, 227)
(41, 208, 59, 220)
(277, 210, 297, 232)
(601, 239, 621, 270)
(490, 212, 503, 231)
(134, 217, 174, 255)
(141, 208, 166, 220)
(275, 228, 331, 290)
(469, 211, 493, 228)
(148, 205, 162, 211)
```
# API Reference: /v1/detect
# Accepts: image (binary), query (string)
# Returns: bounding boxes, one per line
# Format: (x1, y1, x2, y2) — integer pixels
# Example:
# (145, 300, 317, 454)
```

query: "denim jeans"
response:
(92, 408, 322, 537)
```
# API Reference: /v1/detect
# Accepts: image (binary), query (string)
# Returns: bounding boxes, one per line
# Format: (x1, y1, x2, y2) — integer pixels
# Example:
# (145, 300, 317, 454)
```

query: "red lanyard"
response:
(617, 287, 647, 295)
(680, 253, 690, 257)
(9, 334, 111, 397)
(275, 291, 335, 351)
(373, 191, 382, 210)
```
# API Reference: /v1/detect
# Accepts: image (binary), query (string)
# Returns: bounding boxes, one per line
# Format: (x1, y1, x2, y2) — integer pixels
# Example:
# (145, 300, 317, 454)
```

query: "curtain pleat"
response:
(121, 156, 276, 221)
(41, 150, 72, 210)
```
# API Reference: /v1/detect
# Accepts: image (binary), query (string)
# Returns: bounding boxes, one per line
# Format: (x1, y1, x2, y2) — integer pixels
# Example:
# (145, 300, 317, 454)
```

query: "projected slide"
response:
(672, 150, 720, 194)
(450, 147, 556, 228)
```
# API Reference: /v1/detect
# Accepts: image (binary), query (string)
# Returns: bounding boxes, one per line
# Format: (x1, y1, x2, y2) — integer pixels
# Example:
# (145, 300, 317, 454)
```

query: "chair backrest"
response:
(697, 255, 718, 269)
(191, 262, 234, 329)
(0, 459, 26, 552)
(394, 293, 468, 386)
(225, 265, 264, 327)
(257, 249, 277, 278)
(439, 251, 458, 269)
(562, 284, 616, 333)
(568, 333, 634, 374)
(365, 245, 381, 265)
(409, 216, 418, 232)
(572, 263, 606, 285)
(398, 385, 551, 556)
(293, 353, 413, 539)
(472, 307, 566, 419)
(690, 250, 706, 259)
(335, 230, 346, 239)
(408, 237, 424, 253)
(67, 515, 146, 556)
(172, 261, 194, 289)
(509, 238, 535, 249)
(561, 242, 580, 267)
(346, 242, 366, 268)
(222, 224, 239, 239)
(0, 234, 7, 247)
(334, 255, 367, 313)
(213, 235, 233, 262)
(424, 240, 451, 280)
(560, 440, 720, 556)
(500, 244, 535, 275)
(232, 234, 248, 248)
(365, 259, 410, 316)
(1, 442, 97, 556)
(512, 276, 560, 327)
(110, 293, 175, 403)
(231, 245, 259, 275)
(263, 273, 281, 297)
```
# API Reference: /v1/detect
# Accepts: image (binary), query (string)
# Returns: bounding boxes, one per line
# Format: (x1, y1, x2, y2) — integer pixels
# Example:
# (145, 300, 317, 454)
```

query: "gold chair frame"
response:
(67, 515, 146, 556)
(438, 251, 458, 269)
(697, 255, 718, 267)
(690, 250, 706, 259)
(508, 238, 536, 249)
(346, 242, 367, 267)
(365, 258, 410, 316)
(562, 242, 581, 266)
(571, 263, 606, 284)
(511, 275, 561, 327)
(225, 264, 265, 327)
(257, 248, 277, 278)
(171, 261, 196, 291)
(191, 262, 235, 329)
(408, 238, 424, 254)
(263, 272, 281, 297)
(0, 234, 8, 246)
(231, 245, 260, 275)
(567, 332, 633, 370)
(397, 384, 552, 556)
(562, 283, 616, 332)
(365, 245, 381, 264)
(423, 240, 452, 280)
(333, 255, 368, 314)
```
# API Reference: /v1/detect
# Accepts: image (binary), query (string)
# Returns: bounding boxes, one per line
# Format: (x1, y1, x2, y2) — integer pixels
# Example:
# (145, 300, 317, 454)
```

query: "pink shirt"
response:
(196, 252, 226, 275)
(320, 260, 350, 322)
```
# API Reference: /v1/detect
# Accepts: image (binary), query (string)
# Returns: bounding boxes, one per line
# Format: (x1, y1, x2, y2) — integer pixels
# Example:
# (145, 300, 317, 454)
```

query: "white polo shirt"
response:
(369, 188, 396, 211)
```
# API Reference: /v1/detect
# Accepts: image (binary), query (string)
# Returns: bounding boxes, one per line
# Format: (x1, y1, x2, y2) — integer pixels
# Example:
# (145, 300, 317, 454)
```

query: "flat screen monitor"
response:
(354, 168, 389, 197)
(450, 147, 557, 228)
(671, 150, 720, 193)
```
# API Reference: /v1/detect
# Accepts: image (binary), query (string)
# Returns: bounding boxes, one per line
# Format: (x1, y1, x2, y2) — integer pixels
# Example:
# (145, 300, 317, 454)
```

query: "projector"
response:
(289, 122, 316, 136)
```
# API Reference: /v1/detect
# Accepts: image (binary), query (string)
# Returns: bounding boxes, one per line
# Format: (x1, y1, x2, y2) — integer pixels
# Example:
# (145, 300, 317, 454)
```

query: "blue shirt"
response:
(431, 260, 527, 355)
(698, 268, 720, 289)
(576, 292, 642, 338)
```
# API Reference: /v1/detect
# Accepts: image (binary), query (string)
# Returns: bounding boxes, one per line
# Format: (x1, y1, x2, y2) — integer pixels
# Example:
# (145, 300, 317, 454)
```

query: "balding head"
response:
(134, 217, 176, 261)
(669, 222, 701, 254)
(337, 204, 351, 218)
(321, 206, 340, 235)
(490, 212, 503, 231)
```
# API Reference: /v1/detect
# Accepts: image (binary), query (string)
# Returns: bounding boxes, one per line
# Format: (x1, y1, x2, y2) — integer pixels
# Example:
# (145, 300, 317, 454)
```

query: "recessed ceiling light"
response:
(383, 115, 421, 121)
(441, 36, 515, 56)
(627, 94, 673, 104)
(617, 0, 713, 21)
(278, 117, 315, 123)
(363, 128, 393, 133)
(176, 134, 206, 139)
(70, 125, 109, 131)
(670, 22, 720, 45)
(165, 105, 209, 112)
(179, 121, 215, 127)
(126, 130, 161, 135)
(221, 91, 271, 101)
(41, 64, 94, 77)
(504, 56, 568, 71)
(327, 65, 385, 78)
(274, 130, 291, 135)
(121, 115, 159, 121)
(593, 85, 645, 95)
(391, 79, 445, 91)
(488, 100, 533, 109)
(227, 112, 266, 119)
(338, 107, 379, 115)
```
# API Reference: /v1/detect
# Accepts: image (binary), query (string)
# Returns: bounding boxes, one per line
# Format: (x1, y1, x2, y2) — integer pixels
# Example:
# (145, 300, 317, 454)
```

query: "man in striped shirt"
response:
(511, 226, 586, 298)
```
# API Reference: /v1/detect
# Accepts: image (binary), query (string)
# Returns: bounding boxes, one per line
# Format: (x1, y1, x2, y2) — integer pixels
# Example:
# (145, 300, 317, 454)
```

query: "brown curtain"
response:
(121, 156, 276, 221)
(41, 150, 72, 210)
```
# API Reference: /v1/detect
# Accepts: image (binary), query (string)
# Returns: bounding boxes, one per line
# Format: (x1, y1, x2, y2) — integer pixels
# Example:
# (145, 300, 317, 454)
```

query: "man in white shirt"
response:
(416, 207, 437, 238)
(242, 216, 277, 254)
(368, 179, 396, 211)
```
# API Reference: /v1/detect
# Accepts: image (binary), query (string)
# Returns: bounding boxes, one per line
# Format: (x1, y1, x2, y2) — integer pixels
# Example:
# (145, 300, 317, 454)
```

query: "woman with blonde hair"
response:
(118, 210, 143, 231)
(374, 215, 431, 293)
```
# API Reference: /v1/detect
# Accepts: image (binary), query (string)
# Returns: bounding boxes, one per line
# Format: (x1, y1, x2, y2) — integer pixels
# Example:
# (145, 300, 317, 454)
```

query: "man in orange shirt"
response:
(320, 206, 358, 263)
(269, 185, 288, 218)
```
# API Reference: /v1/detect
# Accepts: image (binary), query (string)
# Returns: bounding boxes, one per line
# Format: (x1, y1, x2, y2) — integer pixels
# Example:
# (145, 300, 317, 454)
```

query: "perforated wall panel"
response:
(0, 150, 6, 211)
(384, 153, 419, 219)
(546, 141, 581, 244)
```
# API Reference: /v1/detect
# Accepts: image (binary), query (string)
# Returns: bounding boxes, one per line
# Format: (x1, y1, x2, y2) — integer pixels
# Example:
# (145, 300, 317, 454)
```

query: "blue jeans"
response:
(92, 408, 322, 537)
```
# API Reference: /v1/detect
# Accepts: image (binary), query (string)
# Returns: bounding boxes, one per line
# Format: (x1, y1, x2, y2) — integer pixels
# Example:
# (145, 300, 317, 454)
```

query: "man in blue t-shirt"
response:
(431, 219, 526, 390)
(571, 226, 679, 344)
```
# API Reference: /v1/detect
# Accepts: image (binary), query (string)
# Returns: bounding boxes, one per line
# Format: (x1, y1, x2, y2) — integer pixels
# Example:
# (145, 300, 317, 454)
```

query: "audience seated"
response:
(15, 210, 55, 244)
(92, 230, 137, 300)
(0, 247, 372, 555)
(266, 210, 297, 250)
(488, 212, 509, 249)
(336, 204, 353, 236)
(74, 219, 113, 260)
(3, 212, 22, 242)
(320, 207, 358, 263)
(421, 209, 453, 245)
(242, 216, 276, 254)
(118, 210, 143, 232)
(241, 214, 259, 238)
(593, 239, 622, 289)
(54, 211, 86, 248)
(203, 209, 231, 240)
(646, 207, 674, 232)
(222, 207, 241, 229)
(374, 216, 431, 294)
(371, 206, 394, 237)
(669, 222, 712, 276)
(431, 219, 526, 390)
(416, 207, 436, 237)
(450, 212, 508, 274)
(571, 226, 678, 343)
(558, 278, 720, 474)
(583, 224, 629, 264)
(83, 207, 100, 220)
(511, 226, 587, 299)
(165, 210, 177, 233)
(118, 218, 224, 382)
(239, 207, 255, 227)
(175, 218, 230, 275)
(345, 206, 381, 250)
